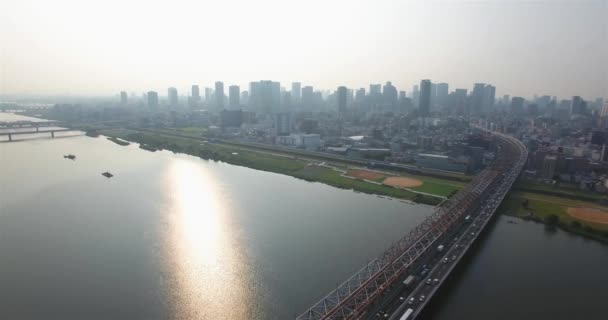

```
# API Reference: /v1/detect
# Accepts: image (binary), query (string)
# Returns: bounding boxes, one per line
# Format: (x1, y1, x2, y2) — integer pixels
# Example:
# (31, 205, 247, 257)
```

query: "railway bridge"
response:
(296, 124, 528, 320)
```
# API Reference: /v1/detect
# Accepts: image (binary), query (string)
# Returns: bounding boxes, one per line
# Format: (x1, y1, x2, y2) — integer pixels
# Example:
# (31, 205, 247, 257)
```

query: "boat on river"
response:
(63, 154, 76, 160)
(101, 172, 113, 178)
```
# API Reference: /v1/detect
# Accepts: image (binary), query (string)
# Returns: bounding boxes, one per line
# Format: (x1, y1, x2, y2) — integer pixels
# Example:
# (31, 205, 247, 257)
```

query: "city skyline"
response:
(1, 0, 606, 98)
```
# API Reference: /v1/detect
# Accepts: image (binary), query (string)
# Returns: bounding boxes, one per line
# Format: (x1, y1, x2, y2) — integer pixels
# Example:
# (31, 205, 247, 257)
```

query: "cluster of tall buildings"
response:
(119, 79, 506, 117)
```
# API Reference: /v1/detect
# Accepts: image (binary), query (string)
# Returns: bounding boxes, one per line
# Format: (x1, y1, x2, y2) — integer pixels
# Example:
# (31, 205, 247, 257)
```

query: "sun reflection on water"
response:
(162, 159, 257, 320)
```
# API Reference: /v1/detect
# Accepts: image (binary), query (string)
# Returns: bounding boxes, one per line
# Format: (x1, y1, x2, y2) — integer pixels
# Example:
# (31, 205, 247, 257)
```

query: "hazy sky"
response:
(1, 0, 606, 99)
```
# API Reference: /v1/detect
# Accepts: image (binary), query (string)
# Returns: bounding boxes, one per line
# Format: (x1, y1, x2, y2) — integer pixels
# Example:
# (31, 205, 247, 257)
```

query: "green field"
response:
(98, 128, 444, 205)
(410, 180, 460, 197)
(514, 181, 608, 202)
(301, 168, 441, 204)
(499, 191, 608, 241)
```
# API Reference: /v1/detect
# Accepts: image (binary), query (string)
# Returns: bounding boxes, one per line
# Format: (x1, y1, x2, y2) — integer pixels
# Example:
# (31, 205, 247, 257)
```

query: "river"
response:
(1, 113, 606, 320)
(0, 113, 431, 319)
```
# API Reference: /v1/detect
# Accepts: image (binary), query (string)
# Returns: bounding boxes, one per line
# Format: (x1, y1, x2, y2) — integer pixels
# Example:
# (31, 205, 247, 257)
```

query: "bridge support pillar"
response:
(8, 133, 11, 142)
(51, 131, 55, 138)
(36, 126, 39, 132)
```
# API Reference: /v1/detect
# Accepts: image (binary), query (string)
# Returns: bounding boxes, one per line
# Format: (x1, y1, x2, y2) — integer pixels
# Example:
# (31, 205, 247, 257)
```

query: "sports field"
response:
(383, 176, 424, 188)
(346, 169, 385, 181)
(567, 207, 608, 225)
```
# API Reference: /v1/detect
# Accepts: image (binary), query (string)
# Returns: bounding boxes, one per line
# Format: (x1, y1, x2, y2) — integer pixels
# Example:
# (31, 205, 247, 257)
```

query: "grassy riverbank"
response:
(99, 128, 450, 205)
(107, 136, 130, 146)
(498, 191, 608, 242)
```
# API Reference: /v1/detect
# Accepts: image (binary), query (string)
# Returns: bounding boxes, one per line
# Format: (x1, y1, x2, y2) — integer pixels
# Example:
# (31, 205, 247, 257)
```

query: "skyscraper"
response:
(436, 83, 449, 108)
(369, 84, 382, 107)
(168, 87, 178, 106)
(120, 91, 127, 105)
(511, 97, 525, 114)
(430, 83, 438, 110)
(471, 83, 486, 114)
(382, 81, 398, 110)
(205, 87, 212, 104)
(450, 89, 468, 115)
(215, 81, 225, 109)
(249, 80, 281, 113)
(571, 96, 586, 115)
(241, 91, 249, 106)
(412, 85, 420, 108)
(337, 86, 347, 115)
(147, 91, 159, 108)
(483, 85, 496, 111)
(301, 86, 314, 109)
(291, 82, 301, 103)
(191, 85, 200, 103)
(419, 80, 431, 116)
(229, 85, 240, 109)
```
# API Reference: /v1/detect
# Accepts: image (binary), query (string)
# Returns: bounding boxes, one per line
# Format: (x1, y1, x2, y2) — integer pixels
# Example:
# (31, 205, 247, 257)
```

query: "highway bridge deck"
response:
(296, 124, 527, 320)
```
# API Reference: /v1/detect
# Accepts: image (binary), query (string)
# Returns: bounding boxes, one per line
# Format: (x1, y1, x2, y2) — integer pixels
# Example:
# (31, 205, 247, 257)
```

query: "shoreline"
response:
(97, 128, 451, 206)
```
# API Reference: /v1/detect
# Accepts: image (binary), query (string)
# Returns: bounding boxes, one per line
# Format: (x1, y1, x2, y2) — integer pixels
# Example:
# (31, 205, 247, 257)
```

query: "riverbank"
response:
(498, 191, 608, 243)
(98, 128, 461, 205)
(107, 136, 130, 146)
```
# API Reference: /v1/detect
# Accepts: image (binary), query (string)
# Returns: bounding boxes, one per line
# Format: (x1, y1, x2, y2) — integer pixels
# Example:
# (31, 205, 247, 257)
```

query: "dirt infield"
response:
(567, 207, 608, 225)
(346, 169, 385, 181)
(383, 176, 423, 188)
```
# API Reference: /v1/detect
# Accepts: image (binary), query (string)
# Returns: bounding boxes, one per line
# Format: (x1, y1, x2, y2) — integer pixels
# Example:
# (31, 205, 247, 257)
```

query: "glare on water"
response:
(162, 160, 255, 319)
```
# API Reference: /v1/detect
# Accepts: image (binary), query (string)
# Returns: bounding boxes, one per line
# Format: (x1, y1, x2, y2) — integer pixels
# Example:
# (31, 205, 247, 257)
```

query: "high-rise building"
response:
(412, 85, 420, 108)
(205, 87, 212, 104)
(483, 85, 496, 111)
(450, 89, 468, 115)
(430, 83, 438, 110)
(147, 91, 159, 108)
(229, 85, 240, 109)
(471, 83, 486, 114)
(241, 91, 249, 106)
(302, 86, 314, 109)
(436, 83, 448, 108)
(541, 155, 557, 180)
(382, 81, 398, 110)
(419, 80, 431, 116)
(215, 81, 225, 109)
(571, 96, 586, 115)
(120, 91, 127, 105)
(337, 86, 348, 115)
(355, 88, 366, 102)
(274, 113, 291, 135)
(191, 85, 200, 103)
(398, 90, 408, 113)
(369, 84, 382, 107)
(291, 82, 301, 103)
(511, 97, 525, 114)
(168, 87, 178, 106)
(249, 80, 281, 113)
(282, 91, 292, 110)
(601, 101, 608, 118)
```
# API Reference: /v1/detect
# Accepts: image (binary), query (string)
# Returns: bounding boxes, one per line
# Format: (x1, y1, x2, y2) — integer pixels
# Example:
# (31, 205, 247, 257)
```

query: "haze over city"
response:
(2, 1, 608, 320)
(1, 0, 606, 98)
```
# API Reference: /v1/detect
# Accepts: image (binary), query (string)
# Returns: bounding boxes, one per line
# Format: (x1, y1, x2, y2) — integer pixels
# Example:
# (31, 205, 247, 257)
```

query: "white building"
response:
(276, 133, 321, 150)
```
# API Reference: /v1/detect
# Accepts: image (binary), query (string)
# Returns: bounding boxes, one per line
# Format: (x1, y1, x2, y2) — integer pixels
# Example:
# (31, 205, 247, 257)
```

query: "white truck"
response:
(402, 275, 415, 286)
(399, 308, 414, 320)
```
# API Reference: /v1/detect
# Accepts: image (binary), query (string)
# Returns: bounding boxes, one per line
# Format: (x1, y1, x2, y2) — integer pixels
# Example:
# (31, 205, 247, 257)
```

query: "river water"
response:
(1, 113, 606, 320)
(0, 113, 432, 319)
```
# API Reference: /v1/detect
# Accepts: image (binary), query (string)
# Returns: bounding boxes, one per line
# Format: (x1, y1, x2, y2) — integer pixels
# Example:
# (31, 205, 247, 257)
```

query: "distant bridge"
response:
(0, 120, 64, 129)
(0, 128, 78, 141)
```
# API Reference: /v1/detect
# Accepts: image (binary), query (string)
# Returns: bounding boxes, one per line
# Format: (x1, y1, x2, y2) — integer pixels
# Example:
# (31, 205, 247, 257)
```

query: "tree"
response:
(544, 214, 559, 226)
(570, 220, 581, 229)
